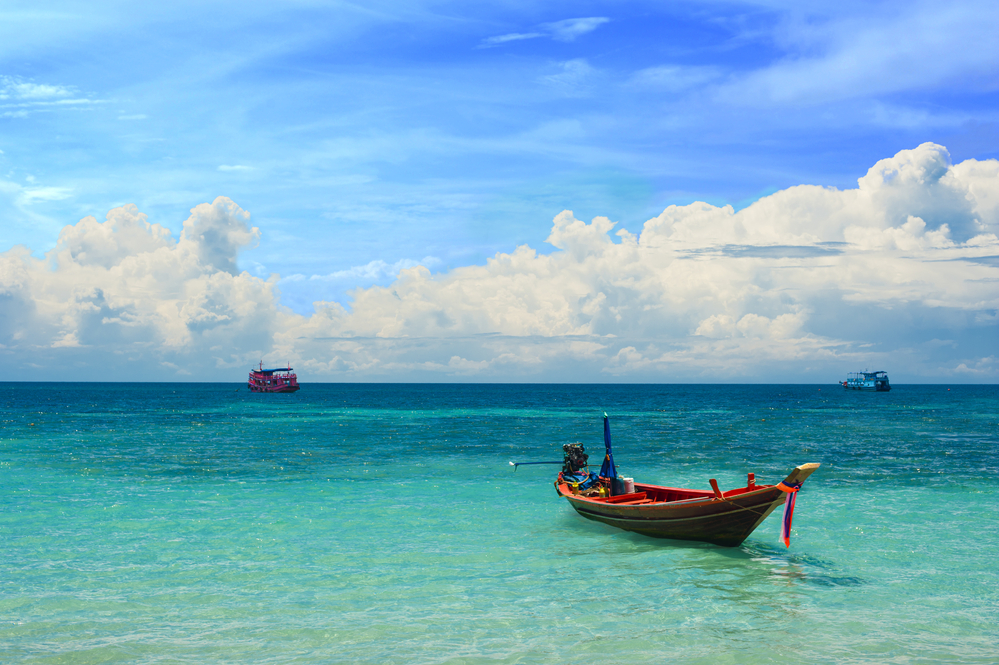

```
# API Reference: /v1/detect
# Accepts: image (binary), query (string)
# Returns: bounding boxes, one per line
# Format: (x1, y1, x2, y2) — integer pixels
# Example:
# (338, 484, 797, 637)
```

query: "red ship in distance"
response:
(247, 361, 300, 393)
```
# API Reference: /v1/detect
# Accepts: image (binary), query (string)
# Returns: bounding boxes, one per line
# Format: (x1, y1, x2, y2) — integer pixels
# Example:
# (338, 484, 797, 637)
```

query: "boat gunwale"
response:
(555, 480, 781, 510)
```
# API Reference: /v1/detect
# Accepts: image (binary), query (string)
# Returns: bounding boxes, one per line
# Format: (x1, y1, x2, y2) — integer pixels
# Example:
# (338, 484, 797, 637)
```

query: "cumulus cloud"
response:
(1, 145, 997, 381)
(180, 197, 260, 274)
(0, 197, 275, 375)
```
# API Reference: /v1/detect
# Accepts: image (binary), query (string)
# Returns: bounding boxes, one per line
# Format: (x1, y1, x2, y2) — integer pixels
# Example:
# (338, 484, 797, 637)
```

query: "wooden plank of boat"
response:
(556, 463, 820, 547)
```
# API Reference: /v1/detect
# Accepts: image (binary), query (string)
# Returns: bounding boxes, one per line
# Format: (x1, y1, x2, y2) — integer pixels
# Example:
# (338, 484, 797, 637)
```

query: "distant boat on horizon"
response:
(842, 370, 891, 391)
(248, 362, 300, 393)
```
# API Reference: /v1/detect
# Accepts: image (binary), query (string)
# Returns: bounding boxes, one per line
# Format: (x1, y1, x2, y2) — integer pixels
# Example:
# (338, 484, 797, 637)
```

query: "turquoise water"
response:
(2, 383, 997, 663)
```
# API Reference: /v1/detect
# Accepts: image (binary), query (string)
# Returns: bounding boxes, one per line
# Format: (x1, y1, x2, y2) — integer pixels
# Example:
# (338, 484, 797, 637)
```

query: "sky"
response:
(1, 0, 998, 382)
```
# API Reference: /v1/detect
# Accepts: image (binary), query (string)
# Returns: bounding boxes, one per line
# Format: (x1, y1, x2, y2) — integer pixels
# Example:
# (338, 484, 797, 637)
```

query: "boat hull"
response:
(559, 485, 784, 546)
(248, 384, 300, 393)
(556, 463, 819, 547)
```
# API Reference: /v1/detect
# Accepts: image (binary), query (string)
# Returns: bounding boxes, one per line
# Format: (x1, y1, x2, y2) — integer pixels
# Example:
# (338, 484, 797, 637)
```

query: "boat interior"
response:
(575, 473, 767, 505)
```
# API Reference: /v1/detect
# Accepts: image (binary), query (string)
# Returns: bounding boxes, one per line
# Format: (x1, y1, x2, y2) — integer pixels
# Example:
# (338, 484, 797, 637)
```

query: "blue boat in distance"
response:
(842, 370, 891, 391)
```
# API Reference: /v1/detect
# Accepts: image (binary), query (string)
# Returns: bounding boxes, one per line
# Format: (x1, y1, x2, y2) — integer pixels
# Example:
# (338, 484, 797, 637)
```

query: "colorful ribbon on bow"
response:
(776, 480, 803, 548)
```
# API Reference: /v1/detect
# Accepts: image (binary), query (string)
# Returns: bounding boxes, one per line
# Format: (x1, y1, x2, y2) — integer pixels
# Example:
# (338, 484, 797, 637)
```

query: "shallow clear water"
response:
(2, 383, 997, 663)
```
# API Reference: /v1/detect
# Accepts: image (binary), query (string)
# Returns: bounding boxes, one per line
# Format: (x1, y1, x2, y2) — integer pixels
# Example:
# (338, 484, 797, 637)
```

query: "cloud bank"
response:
(2, 144, 997, 382)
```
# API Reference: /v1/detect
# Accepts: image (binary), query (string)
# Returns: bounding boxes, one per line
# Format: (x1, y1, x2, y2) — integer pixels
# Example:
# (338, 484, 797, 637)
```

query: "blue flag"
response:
(599, 413, 618, 479)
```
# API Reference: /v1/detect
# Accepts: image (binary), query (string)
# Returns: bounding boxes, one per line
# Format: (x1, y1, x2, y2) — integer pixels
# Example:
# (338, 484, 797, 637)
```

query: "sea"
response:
(2, 383, 997, 664)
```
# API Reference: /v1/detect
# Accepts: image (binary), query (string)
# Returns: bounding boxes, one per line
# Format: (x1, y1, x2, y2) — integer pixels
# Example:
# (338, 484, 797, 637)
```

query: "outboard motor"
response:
(562, 443, 589, 475)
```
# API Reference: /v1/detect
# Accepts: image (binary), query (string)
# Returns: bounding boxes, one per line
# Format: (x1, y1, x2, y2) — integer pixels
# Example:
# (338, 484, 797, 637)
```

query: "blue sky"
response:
(2, 1, 998, 381)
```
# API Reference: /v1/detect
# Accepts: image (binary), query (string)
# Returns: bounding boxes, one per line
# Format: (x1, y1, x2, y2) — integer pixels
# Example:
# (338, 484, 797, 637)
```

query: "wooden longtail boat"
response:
(549, 415, 820, 547)
(556, 463, 820, 547)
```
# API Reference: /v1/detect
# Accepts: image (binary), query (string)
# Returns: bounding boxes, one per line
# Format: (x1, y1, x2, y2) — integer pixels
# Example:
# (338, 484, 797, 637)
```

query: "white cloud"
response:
(628, 65, 722, 93)
(0, 77, 73, 100)
(542, 17, 610, 42)
(1, 145, 997, 381)
(952, 356, 995, 375)
(480, 16, 608, 48)
(715, 3, 999, 107)
(218, 164, 253, 172)
(0, 75, 99, 116)
(19, 186, 73, 203)
(0, 197, 272, 367)
(181, 197, 260, 274)
(479, 32, 543, 47)
(302, 257, 441, 284)
(540, 59, 597, 97)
